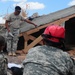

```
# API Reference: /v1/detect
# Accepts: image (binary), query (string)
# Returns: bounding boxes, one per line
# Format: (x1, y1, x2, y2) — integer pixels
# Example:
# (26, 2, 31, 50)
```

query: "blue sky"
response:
(0, 0, 75, 23)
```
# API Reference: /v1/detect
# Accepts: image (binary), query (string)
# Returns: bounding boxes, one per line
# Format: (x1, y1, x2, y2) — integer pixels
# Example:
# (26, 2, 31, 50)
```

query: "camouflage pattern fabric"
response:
(0, 53, 8, 75)
(23, 45, 75, 75)
(6, 27, 19, 52)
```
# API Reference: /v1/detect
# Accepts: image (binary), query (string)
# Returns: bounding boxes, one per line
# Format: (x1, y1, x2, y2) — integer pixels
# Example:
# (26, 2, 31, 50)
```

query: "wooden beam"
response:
(26, 28, 39, 35)
(23, 35, 43, 53)
(25, 41, 27, 49)
(29, 35, 43, 45)
(22, 32, 29, 49)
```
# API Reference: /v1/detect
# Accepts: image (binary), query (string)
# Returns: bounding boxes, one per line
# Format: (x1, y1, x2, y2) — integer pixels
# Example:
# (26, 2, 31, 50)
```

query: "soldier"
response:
(23, 25, 75, 75)
(0, 35, 8, 75)
(5, 6, 37, 56)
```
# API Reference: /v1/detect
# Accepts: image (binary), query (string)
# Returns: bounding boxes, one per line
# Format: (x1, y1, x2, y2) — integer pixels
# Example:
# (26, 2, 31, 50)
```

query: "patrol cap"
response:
(42, 24, 65, 42)
(15, 6, 21, 12)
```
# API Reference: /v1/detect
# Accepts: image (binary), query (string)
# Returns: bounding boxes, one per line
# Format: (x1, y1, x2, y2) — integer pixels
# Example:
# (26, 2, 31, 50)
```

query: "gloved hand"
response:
(8, 32, 14, 37)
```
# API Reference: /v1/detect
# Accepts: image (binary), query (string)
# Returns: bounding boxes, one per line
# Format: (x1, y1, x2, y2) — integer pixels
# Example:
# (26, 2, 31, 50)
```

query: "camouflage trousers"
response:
(6, 28, 20, 52)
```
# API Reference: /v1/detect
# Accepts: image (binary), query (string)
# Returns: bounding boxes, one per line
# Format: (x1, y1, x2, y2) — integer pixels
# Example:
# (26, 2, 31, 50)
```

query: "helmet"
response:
(42, 25, 65, 42)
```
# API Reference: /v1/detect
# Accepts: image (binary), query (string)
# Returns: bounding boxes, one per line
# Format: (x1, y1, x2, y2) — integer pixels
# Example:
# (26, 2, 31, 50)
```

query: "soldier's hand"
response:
(35, 25, 38, 28)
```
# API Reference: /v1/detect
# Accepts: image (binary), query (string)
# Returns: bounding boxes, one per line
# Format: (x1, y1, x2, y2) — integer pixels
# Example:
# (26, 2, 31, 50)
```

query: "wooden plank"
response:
(26, 28, 39, 35)
(23, 32, 29, 49)
(23, 32, 29, 41)
(25, 41, 27, 49)
(23, 35, 43, 53)
(29, 35, 43, 45)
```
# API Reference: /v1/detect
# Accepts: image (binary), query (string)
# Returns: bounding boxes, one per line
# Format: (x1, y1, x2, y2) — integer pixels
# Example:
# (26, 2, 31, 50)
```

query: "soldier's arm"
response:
(5, 20, 10, 32)
(23, 19, 37, 27)
(69, 58, 75, 75)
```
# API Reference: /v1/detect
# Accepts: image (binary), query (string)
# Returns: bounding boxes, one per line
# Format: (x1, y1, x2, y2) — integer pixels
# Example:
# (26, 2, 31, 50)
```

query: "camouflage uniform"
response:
(0, 52, 8, 75)
(23, 45, 75, 75)
(6, 27, 19, 53)
(6, 13, 24, 53)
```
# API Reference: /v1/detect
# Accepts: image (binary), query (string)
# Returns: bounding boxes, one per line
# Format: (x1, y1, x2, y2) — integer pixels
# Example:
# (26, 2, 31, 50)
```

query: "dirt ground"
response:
(6, 50, 27, 64)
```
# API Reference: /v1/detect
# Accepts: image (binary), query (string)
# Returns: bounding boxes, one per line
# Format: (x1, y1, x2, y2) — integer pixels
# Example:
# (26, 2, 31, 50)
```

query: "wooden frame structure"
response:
(20, 14, 75, 53)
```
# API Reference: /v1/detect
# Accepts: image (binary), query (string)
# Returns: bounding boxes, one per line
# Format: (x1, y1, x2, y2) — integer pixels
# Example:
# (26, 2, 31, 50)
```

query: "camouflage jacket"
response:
(0, 52, 8, 75)
(23, 45, 75, 75)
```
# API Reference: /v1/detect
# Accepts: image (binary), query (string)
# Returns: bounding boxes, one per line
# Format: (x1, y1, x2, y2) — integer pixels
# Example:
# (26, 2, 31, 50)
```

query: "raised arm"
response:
(24, 19, 37, 27)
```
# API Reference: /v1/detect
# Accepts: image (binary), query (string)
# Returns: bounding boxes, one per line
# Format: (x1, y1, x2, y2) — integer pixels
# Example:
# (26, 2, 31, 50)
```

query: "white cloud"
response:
(13, 2, 45, 10)
(0, 17, 5, 24)
(1, 0, 45, 10)
(68, 0, 75, 6)
(26, 2, 45, 10)
(13, 0, 27, 2)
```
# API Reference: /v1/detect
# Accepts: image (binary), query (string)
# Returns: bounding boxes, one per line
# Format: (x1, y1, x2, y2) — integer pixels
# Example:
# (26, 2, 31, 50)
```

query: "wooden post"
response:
(23, 32, 29, 50)
(23, 35, 43, 53)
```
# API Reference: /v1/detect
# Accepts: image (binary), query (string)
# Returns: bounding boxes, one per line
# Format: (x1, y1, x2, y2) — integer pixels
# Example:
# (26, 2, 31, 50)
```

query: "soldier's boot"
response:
(12, 52, 16, 56)
(8, 52, 12, 56)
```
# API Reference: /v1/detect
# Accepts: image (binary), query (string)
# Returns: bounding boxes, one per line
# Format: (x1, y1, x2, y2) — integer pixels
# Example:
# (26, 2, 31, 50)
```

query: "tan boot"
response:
(8, 52, 12, 56)
(12, 52, 16, 56)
